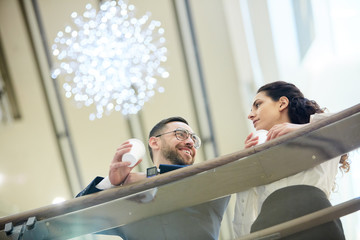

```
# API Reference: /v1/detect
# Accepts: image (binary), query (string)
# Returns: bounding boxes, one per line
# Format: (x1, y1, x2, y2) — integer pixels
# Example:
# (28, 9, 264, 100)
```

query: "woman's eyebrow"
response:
(252, 99, 260, 107)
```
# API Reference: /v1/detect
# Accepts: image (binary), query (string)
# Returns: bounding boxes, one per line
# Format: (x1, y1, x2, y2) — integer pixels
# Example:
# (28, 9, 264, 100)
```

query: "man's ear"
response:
(279, 96, 289, 111)
(149, 136, 160, 151)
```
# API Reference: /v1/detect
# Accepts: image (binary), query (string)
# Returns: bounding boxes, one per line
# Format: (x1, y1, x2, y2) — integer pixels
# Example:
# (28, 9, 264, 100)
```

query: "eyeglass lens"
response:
(175, 129, 200, 148)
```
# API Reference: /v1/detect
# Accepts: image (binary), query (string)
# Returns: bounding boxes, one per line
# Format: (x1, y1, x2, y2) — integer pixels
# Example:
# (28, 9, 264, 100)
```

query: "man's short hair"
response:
(148, 116, 189, 161)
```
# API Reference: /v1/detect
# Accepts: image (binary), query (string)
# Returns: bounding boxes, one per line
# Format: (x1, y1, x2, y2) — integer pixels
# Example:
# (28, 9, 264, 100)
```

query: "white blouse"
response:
(233, 113, 341, 237)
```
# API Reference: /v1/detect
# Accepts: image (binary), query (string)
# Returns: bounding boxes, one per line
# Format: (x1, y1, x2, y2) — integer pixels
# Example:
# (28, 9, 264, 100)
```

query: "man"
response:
(77, 117, 230, 240)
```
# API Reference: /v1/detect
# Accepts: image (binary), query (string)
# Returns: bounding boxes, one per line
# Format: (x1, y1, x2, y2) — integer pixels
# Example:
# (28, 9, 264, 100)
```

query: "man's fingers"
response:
(133, 159, 143, 168)
(112, 146, 132, 163)
(116, 142, 132, 151)
(111, 161, 131, 169)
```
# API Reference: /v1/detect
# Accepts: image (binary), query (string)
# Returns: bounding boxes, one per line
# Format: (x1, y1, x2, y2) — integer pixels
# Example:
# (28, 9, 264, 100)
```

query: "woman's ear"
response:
(279, 96, 289, 111)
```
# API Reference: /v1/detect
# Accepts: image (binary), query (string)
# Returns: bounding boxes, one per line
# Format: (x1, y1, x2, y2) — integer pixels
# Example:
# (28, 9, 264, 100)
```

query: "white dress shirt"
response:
(95, 176, 115, 189)
(233, 113, 341, 237)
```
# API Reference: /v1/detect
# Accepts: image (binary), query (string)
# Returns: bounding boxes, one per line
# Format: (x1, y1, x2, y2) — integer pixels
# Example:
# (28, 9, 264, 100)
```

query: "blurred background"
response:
(0, 0, 359, 239)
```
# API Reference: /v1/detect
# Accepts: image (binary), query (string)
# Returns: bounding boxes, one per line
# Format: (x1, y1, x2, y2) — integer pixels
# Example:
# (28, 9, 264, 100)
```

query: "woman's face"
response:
(248, 91, 285, 131)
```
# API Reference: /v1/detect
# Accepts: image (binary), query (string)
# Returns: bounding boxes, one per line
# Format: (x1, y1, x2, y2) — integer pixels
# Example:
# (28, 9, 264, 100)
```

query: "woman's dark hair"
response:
(148, 116, 189, 161)
(258, 81, 324, 124)
(258, 81, 350, 172)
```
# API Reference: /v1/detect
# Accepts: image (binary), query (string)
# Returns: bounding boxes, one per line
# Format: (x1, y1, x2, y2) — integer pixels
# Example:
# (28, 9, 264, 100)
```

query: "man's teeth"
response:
(184, 150, 190, 154)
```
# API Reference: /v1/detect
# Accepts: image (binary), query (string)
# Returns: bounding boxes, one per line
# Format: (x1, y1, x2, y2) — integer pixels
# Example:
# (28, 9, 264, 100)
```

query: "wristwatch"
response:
(146, 166, 159, 178)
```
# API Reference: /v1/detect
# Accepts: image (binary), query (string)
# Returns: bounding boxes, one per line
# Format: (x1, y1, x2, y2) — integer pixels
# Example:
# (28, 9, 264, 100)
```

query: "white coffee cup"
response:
(123, 138, 146, 167)
(252, 130, 268, 145)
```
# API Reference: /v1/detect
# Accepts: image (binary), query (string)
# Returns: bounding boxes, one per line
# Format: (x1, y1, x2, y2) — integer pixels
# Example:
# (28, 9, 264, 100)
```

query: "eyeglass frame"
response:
(155, 127, 201, 149)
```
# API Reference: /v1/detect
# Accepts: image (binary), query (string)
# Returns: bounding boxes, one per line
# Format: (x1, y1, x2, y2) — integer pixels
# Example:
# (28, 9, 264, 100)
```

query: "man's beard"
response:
(161, 145, 193, 165)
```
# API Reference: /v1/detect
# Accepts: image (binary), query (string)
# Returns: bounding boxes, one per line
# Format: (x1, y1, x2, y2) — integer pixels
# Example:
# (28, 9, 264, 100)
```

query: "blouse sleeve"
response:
(310, 112, 334, 123)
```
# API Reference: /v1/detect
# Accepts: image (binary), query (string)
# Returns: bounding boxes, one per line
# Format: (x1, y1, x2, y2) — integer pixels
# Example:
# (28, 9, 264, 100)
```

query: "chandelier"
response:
(51, 0, 169, 120)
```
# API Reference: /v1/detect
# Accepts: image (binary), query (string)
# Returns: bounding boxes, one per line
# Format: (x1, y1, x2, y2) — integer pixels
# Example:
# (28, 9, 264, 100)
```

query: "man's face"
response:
(158, 121, 197, 165)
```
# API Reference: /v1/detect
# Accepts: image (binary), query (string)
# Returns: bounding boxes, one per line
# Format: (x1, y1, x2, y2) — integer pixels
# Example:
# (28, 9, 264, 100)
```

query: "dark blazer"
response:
(76, 176, 230, 240)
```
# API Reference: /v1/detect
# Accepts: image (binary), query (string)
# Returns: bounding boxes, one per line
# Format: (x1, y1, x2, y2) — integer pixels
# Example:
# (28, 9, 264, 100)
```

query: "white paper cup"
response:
(252, 130, 268, 145)
(123, 138, 146, 167)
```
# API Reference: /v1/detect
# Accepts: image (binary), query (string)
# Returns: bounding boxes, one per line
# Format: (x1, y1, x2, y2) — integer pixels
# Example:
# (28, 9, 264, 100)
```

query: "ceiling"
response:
(0, 0, 359, 239)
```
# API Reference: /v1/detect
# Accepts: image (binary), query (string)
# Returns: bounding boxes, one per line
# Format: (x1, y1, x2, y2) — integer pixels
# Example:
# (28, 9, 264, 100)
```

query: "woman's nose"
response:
(248, 111, 255, 120)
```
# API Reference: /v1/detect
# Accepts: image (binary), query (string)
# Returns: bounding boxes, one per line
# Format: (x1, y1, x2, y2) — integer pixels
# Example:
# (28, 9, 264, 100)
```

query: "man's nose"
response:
(184, 135, 195, 146)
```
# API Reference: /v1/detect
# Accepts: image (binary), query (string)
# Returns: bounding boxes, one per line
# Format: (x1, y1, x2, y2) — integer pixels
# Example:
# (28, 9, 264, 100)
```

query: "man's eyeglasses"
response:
(155, 128, 201, 149)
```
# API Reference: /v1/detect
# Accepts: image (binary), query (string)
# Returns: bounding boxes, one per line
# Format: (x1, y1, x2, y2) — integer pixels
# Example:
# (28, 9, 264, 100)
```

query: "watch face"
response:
(147, 166, 158, 178)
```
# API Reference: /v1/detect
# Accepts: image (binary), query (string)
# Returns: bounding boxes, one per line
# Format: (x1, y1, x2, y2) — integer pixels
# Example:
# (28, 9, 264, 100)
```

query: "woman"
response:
(233, 81, 349, 239)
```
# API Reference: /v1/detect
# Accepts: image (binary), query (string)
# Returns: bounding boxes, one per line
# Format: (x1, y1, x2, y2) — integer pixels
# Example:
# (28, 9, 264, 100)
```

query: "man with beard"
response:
(77, 117, 230, 240)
